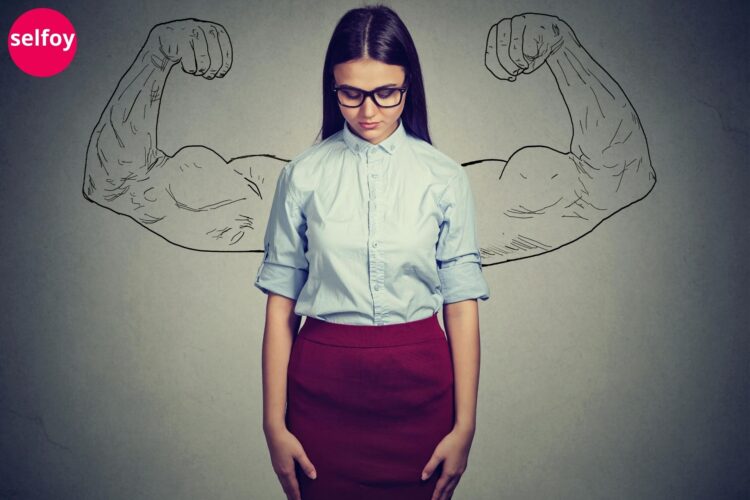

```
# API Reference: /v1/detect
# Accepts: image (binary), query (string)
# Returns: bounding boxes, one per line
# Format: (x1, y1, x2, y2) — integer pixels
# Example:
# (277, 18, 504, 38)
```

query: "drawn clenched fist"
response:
(484, 13, 573, 81)
(147, 19, 233, 78)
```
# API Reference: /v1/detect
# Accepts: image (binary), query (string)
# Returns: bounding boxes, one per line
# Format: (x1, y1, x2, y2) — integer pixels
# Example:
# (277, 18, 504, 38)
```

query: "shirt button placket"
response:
(366, 147, 384, 325)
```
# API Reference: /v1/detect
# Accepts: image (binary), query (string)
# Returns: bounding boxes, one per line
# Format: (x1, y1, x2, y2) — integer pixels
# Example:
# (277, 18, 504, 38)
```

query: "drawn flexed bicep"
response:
(83, 19, 284, 251)
(473, 13, 656, 266)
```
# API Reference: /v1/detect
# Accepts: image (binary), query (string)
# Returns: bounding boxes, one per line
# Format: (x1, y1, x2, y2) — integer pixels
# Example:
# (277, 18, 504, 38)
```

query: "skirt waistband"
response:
(298, 312, 444, 348)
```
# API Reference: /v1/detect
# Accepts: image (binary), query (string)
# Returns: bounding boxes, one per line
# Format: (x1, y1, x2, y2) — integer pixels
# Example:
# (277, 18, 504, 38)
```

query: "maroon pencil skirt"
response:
(285, 312, 455, 500)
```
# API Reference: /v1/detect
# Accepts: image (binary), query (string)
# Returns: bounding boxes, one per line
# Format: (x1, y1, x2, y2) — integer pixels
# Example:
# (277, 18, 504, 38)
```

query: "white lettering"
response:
(9, 28, 76, 51)
(62, 33, 75, 52)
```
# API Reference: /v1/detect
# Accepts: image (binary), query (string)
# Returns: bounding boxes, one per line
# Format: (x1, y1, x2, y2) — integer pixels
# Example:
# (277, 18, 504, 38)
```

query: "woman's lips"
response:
(359, 121, 380, 129)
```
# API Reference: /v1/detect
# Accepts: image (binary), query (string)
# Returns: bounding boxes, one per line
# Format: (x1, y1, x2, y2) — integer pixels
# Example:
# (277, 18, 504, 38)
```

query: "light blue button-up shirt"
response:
(254, 118, 490, 325)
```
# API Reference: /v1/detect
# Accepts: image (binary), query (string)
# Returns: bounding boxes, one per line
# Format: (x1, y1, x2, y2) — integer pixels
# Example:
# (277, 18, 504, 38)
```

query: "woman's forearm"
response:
(443, 300, 481, 433)
(262, 293, 301, 434)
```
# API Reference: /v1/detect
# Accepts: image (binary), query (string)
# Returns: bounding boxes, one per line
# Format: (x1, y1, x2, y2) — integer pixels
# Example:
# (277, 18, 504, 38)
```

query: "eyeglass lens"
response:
(336, 87, 403, 108)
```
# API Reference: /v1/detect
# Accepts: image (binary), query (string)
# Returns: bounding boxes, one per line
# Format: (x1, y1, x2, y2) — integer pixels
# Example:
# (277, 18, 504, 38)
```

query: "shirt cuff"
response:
(438, 261, 491, 304)
(254, 261, 308, 301)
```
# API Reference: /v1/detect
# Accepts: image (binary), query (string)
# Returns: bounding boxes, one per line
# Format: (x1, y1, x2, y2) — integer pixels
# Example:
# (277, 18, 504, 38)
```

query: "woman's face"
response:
(333, 57, 407, 145)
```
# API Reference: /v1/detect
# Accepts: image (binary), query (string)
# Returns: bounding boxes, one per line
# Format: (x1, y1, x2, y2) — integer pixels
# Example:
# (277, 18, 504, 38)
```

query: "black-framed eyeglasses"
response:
(332, 82, 409, 108)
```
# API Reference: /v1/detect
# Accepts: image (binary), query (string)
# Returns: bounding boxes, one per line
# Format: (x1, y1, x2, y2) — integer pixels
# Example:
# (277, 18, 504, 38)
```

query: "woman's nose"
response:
(360, 95, 378, 117)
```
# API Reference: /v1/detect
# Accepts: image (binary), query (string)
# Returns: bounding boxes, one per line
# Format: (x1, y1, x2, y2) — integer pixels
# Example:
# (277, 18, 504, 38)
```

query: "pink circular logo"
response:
(7, 8, 77, 77)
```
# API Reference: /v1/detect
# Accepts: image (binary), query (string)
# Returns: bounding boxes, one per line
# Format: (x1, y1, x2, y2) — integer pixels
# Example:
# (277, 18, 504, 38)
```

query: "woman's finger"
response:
(438, 475, 460, 499)
(421, 452, 443, 481)
(278, 469, 302, 500)
(431, 470, 453, 500)
(294, 448, 317, 480)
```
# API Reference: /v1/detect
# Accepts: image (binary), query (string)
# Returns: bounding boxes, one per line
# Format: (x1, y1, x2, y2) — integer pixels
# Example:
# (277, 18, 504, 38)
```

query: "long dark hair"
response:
(317, 5, 432, 144)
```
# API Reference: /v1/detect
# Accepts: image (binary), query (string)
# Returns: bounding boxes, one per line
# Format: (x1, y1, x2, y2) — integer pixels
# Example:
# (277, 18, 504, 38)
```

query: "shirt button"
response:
(374, 285, 380, 291)
(372, 242, 378, 248)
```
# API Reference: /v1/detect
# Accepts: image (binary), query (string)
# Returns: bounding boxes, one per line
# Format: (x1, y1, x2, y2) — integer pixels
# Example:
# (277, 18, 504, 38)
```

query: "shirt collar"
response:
(342, 118, 406, 155)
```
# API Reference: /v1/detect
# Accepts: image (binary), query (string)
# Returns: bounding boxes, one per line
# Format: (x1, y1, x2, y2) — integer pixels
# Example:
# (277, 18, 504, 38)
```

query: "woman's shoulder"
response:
(406, 134, 465, 181)
(286, 131, 344, 171)
(281, 131, 346, 194)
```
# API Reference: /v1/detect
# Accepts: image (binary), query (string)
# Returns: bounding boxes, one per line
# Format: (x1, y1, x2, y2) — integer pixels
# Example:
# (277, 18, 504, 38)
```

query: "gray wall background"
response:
(1, 0, 747, 498)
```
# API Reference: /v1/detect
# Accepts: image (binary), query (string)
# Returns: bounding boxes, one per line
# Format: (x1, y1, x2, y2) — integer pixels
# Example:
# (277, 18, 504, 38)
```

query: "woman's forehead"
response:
(333, 58, 406, 87)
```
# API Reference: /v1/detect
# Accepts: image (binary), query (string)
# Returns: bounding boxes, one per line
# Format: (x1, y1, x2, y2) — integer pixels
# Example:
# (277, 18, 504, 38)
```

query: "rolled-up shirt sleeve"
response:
(254, 162, 309, 300)
(435, 168, 491, 304)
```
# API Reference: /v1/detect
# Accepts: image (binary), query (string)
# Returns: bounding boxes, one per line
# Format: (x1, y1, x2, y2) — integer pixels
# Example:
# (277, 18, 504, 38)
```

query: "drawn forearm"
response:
(84, 31, 174, 201)
(548, 30, 655, 205)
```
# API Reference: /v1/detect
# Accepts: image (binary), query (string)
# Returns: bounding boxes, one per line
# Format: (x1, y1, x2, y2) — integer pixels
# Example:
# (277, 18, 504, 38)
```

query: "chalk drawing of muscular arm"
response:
(83, 14, 656, 264)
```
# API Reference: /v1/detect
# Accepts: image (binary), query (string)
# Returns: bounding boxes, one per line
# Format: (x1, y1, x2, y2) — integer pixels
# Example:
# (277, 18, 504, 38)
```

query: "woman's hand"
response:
(421, 425, 476, 500)
(264, 426, 317, 500)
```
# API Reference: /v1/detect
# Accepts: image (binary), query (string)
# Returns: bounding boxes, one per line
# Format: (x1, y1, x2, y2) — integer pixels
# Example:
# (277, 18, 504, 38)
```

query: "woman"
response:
(255, 5, 490, 499)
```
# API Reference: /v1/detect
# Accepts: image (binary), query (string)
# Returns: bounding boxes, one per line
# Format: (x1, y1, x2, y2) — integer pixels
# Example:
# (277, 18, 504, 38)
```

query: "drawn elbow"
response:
(614, 155, 656, 206)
